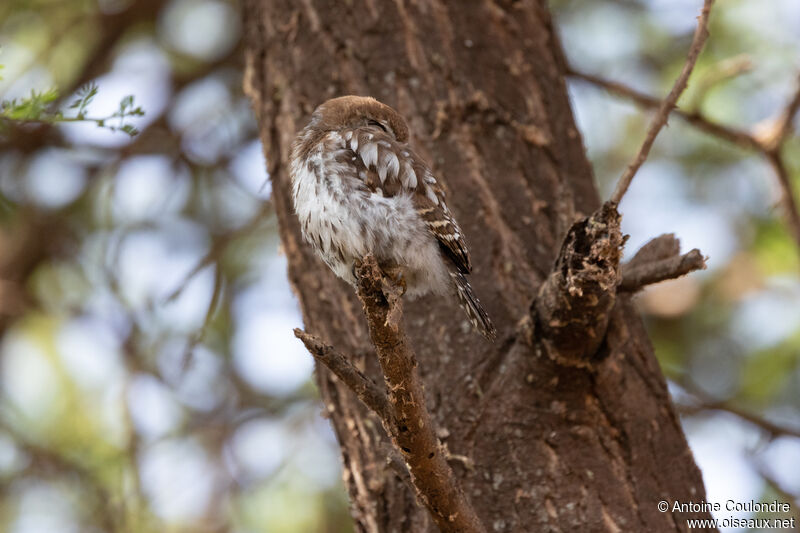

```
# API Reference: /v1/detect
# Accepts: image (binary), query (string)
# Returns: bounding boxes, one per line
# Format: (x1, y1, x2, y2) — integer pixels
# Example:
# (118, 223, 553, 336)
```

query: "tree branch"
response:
(755, 462, 800, 515)
(571, 64, 800, 255)
(352, 255, 486, 533)
(0, 421, 121, 532)
(761, 73, 800, 150)
(676, 381, 800, 440)
(620, 234, 707, 292)
(58, 0, 165, 102)
(765, 152, 800, 250)
(294, 255, 486, 533)
(533, 203, 625, 361)
(381, 442, 413, 486)
(567, 69, 760, 151)
(293, 328, 392, 423)
(609, 0, 715, 204)
(677, 400, 800, 441)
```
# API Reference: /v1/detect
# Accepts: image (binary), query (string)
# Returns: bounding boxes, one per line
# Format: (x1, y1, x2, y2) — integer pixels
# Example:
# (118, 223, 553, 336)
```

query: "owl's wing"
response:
(344, 127, 472, 274)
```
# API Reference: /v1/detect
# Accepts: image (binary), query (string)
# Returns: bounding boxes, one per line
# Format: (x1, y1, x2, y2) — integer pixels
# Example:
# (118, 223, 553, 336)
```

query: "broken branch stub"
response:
(534, 202, 625, 361)
(620, 233, 707, 292)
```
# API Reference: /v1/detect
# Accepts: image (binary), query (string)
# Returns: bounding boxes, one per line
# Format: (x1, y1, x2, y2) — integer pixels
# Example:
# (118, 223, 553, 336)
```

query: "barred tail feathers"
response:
(450, 271, 496, 340)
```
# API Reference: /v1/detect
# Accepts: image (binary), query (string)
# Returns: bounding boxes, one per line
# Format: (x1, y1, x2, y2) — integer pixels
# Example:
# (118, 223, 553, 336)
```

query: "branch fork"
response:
(532, 204, 707, 363)
(531, 0, 714, 362)
(295, 255, 486, 533)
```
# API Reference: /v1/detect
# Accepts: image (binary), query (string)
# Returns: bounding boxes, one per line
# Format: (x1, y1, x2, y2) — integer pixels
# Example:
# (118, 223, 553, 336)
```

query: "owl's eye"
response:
(367, 119, 388, 133)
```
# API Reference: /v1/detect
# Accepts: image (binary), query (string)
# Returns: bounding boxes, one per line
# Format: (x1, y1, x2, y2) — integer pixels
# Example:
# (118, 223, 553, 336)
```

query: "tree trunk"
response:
(242, 1, 714, 531)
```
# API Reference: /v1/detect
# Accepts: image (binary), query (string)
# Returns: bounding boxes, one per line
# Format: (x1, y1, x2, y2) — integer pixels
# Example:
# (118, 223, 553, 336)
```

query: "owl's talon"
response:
(382, 266, 407, 294)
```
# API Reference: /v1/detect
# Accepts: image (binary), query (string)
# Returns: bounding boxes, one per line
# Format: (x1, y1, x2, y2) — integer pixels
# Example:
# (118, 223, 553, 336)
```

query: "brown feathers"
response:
(290, 95, 494, 339)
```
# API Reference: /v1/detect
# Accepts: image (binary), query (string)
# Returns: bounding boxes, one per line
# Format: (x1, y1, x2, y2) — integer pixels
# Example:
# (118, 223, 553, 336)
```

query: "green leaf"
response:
(39, 88, 59, 104)
(76, 83, 97, 103)
(120, 124, 139, 137)
(0, 82, 144, 136)
(119, 95, 134, 112)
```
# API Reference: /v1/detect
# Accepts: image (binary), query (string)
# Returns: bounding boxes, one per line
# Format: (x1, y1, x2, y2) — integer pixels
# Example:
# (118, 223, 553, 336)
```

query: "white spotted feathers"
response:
(289, 95, 496, 340)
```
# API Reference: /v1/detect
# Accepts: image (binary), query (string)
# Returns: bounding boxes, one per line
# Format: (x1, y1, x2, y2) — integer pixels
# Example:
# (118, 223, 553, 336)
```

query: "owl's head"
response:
(311, 95, 409, 143)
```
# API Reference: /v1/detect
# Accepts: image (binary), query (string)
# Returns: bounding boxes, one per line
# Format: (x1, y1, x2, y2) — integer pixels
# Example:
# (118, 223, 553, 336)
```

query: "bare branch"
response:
(676, 383, 800, 440)
(382, 442, 413, 486)
(620, 234, 706, 292)
(766, 152, 800, 250)
(0, 421, 122, 532)
(766, 73, 800, 149)
(679, 401, 800, 441)
(609, 0, 715, 204)
(620, 250, 705, 292)
(685, 54, 753, 111)
(353, 255, 487, 533)
(293, 328, 392, 422)
(294, 259, 487, 532)
(625, 233, 681, 265)
(572, 66, 800, 256)
(755, 462, 800, 515)
(165, 203, 273, 303)
(179, 265, 226, 372)
(568, 69, 760, 151)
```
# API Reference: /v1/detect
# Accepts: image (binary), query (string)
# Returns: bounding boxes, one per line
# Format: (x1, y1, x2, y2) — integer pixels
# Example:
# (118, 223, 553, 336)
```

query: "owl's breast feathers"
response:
(289, 99, 495, 339)
(290, 127, 449, 296)
(332, 126, 473, 275)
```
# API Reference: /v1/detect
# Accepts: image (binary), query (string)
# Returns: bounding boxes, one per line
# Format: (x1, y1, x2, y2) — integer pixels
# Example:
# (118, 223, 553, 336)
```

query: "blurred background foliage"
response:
(0, 0, 797, 531)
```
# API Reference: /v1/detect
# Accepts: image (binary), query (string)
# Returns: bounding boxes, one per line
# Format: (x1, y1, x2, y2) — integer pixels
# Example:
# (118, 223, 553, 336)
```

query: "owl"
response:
(289, 95, 496, 340)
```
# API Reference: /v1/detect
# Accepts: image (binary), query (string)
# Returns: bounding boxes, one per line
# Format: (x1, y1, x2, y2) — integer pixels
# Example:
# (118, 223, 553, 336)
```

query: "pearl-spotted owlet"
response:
(289, 96, 496, 340)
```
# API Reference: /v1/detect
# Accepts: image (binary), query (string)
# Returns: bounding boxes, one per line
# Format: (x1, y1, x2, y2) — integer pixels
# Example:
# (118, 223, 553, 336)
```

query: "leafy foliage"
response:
(0, 82, 144, 136)
(67, 82, 98, 117)
(1, 87, 59, 120)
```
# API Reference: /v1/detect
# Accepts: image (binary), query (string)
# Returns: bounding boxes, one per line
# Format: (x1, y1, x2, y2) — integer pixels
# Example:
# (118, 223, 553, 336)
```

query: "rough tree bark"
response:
(242, 1, 715, 531)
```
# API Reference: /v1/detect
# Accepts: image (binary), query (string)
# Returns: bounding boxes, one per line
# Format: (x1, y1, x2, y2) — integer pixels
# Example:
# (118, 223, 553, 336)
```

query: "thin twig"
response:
(567, 69, 760, 151)
(685, 54, 753, 111)
(609, 0, 715, 204)
(382, 442, 413, 485)
(771, 73, 800, 148)
(755, 462, 800, 516)
(766, 152, 800, 249)
(678, 401, 800, 440)
(0, 420, 122, 531)
(572, 65, 800, 254)
(761, 74, 800, 248)
(165, 203, 273, 303)
(293, 328, 392, 422)
(180, 265, 226, 371)
(676, 381, 800, 440)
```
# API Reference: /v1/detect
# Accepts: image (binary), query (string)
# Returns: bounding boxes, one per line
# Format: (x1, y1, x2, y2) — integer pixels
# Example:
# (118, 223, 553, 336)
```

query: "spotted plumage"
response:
(289, 95, 496, 340)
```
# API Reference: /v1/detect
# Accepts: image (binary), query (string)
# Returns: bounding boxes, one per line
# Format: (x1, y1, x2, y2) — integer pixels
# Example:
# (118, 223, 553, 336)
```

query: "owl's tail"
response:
(450, 271, 497, 341)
